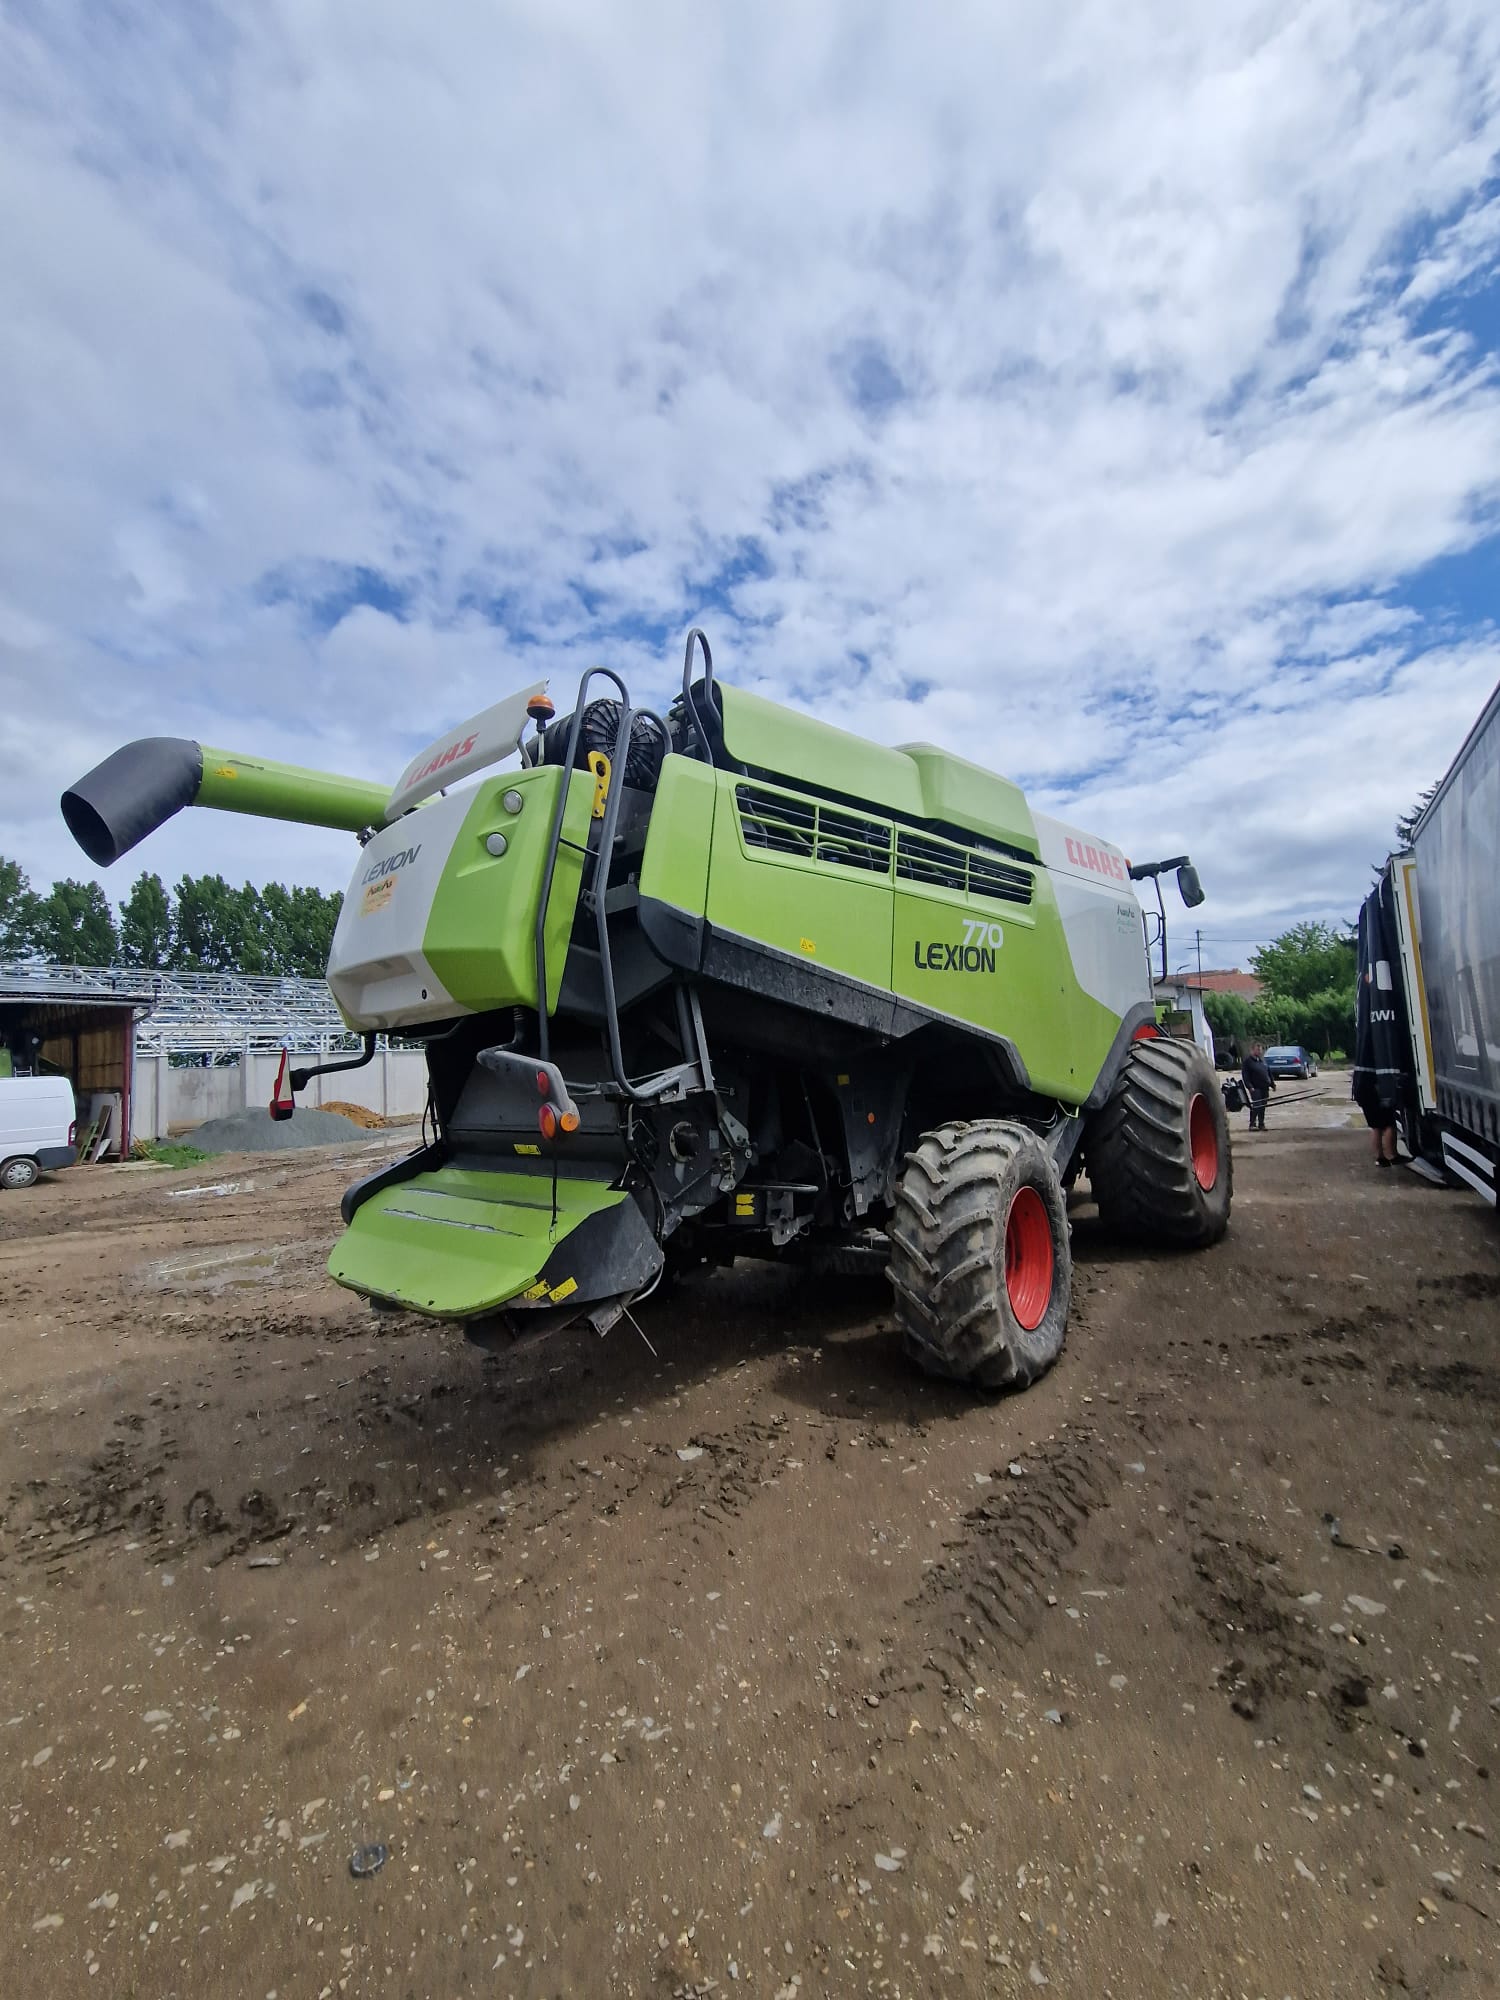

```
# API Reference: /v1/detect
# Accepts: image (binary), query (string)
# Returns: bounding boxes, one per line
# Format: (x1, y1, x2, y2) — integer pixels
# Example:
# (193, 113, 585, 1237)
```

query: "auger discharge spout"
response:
(61, 740, 391, 867)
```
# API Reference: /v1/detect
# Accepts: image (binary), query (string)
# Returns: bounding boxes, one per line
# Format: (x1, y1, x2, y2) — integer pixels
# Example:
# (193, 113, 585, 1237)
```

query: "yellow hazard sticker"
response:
(548, 1276, 578, 1303)
(521, 1280, 550, 1301)
(735, 1192, 756, 1215)
(799, 937, 816, 955)
(360, 878, 396, 918)
(513, 1142, 541, 1156)
(836, 1072, 850, 1085)
(213, 765, 238, 780)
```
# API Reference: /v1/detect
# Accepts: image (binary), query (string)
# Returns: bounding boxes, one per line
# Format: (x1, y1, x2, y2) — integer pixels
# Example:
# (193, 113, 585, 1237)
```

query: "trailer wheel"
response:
(886, 1121, 1071, 1391)
(1086, 1036, 1232, 1246)
(1, 1156, 41, 1191)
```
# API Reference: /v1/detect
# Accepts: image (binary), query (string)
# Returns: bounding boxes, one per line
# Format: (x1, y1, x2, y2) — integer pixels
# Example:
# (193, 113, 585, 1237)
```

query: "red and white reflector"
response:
(269, 1048, 296, 1122)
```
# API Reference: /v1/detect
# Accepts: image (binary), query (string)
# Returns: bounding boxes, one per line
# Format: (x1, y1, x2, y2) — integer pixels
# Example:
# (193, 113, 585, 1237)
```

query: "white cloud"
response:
(0, 0, 1497, 965)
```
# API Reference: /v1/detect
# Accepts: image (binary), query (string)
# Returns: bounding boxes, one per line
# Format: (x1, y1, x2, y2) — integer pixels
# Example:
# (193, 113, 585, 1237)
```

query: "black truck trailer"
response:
(1358, 679, 1499, 1209)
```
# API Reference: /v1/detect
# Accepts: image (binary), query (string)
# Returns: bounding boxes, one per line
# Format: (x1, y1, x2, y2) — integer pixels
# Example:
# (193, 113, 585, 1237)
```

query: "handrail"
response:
(531, 668, 652, 1101)
(679, 627, 716, 764)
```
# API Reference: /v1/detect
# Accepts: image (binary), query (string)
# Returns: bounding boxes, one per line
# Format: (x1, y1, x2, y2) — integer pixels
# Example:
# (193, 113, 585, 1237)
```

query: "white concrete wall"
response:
(131, 1048, 429, 1141)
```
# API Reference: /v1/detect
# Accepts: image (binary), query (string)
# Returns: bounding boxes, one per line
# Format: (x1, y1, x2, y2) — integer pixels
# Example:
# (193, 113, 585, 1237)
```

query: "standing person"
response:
(1366, 1106, 1399, 1169)
(1241, 1043, 1275, 1131)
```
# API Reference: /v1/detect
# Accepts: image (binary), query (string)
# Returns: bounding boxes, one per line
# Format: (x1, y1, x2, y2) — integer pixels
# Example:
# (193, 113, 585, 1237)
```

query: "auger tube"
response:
(61, 740, 392, 867)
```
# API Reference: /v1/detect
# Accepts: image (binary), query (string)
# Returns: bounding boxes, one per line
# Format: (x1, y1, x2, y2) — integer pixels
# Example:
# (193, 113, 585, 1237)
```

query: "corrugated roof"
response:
(0, 965, 156, 1008)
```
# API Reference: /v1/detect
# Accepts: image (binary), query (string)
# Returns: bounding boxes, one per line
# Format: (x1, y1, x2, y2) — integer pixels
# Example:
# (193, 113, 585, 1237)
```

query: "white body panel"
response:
(0, 1075, 76, 1158)
(386, 681, 547, 819)
(1033, 813, 1152, 1017)
(326, 791, 477, 1031)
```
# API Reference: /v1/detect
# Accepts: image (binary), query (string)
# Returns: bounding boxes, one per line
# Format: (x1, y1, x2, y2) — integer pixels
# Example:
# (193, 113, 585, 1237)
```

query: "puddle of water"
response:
(146, 1244, 284, 1292)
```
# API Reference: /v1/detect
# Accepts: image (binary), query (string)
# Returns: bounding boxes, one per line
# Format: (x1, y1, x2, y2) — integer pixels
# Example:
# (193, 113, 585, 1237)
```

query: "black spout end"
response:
(61, 738, 203, 868)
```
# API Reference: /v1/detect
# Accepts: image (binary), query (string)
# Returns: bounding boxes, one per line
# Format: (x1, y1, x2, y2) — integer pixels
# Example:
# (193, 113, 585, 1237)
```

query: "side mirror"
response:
(1177, 862, 1205, 909)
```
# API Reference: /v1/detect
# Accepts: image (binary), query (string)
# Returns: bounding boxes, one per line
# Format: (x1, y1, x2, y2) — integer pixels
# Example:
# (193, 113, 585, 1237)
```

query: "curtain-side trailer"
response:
(1375, 680, 1500, 1208)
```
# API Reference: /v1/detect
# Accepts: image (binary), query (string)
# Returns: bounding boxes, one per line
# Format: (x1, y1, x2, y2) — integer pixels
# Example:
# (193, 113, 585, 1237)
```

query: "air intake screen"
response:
(736, 785, 892, 874)
(895, 829, 1033, 906)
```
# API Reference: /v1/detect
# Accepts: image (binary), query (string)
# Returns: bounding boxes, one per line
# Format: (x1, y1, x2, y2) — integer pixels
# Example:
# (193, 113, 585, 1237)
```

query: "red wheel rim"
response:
(1004, 1185, 1054, 1332)
(1189, 1093, 1218, 1191)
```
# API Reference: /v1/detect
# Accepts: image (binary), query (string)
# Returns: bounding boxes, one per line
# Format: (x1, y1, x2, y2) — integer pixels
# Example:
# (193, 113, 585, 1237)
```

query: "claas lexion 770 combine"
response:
(63, 633, 1230, 1389)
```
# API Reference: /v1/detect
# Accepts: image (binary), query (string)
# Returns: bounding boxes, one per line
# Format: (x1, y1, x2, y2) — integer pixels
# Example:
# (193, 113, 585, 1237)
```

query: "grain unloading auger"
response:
(63, 632, 1231, 1388)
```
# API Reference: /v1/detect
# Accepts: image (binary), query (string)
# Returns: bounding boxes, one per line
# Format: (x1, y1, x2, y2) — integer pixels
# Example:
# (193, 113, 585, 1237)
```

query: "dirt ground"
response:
(1, 1083, 1496, 1999)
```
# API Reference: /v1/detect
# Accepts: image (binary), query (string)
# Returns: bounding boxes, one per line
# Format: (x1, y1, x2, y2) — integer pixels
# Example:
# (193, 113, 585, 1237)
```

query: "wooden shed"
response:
(0, 969, 156, 1159)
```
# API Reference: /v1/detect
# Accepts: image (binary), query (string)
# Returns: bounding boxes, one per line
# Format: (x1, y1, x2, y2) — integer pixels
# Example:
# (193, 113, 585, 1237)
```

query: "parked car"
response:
(1263, 1045, 1318, 1081)
(0, 1075, 78, 1188)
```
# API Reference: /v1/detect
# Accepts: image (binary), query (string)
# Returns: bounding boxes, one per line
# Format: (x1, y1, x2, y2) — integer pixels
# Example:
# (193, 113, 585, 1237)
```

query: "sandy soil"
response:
(1, 1084, 1496, 1999)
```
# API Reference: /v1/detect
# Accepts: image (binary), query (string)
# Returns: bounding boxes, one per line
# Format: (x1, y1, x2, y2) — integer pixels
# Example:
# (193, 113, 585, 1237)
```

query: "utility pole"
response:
(1196, 928, 1203, 987)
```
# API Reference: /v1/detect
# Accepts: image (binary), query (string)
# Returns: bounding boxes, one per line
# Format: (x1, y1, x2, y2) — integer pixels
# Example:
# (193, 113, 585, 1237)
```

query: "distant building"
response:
(0, 963, 155, 1156)
(1183, 968, 1263, 1000)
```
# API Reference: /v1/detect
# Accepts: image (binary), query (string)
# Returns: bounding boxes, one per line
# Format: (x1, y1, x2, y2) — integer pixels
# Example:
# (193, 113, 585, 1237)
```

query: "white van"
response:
(0, 1076, 79, 1188)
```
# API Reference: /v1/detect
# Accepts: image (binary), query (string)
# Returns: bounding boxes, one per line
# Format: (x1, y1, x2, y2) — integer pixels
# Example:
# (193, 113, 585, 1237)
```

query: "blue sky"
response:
(1, 0, 1498, 970)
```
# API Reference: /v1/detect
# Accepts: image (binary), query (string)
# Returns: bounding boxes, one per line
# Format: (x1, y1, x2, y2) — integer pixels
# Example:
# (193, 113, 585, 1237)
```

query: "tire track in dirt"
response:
(899, 1424, 1118, 1693)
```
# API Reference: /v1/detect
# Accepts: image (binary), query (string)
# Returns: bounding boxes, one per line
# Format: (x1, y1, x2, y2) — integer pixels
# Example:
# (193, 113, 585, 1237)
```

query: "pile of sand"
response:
(186, 1107, 371, 1155)
(320, 1100, 389, 1129)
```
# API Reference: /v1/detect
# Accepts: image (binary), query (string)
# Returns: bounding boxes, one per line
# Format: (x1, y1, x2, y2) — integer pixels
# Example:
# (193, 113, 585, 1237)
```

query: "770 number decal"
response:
(912, 919, 1005, 973)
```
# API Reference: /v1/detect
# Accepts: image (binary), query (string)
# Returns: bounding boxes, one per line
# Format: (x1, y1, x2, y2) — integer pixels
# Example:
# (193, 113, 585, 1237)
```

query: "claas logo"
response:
(1064, 835, 1126, 881)
(402, 732, 479, 790)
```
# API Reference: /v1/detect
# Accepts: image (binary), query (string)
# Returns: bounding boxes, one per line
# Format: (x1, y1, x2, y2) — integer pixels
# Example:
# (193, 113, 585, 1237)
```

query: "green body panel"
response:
(718, 685, 927, 817)
(706, 772, 894, 985)
(638, 755, 718, 915)
(895, 743, 1039, 859)
(328, 1167, 623, 1316)
(422, 766, 594, 1013)
(715, 687, 1039, 856)
(890, 870, 1120, 1097)
(701, 776, 1122, 1101)
(196, 745, 390, 835)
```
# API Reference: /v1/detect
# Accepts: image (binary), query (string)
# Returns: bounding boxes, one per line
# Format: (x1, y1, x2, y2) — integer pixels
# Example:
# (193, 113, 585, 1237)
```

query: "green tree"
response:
(288, 885, 341, 976)
(1247, 995, 1296, 1046)
(255, 882, 341, 976)
(1396, 785, 1437, 848)
(1298, 983, 1355, 1057)
(118, 872, 174, 969)
(172, 874, 251, 971)
(1202, 990, 1252, 1048)
(1251, 921, 1356, 1003)
(32, 879, 119, 965)
(167, 874, 341, 977)
(0, 856, 42, 958)
(234, 884, 271, 974)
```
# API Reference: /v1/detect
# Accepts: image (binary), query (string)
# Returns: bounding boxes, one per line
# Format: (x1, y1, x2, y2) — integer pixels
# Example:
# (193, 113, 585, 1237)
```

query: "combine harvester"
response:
(62, 634, 1229, 1388)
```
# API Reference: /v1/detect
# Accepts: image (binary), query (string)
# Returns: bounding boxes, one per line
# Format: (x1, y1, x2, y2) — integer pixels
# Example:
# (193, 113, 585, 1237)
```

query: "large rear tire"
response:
(886, 1120, 1072, 1391)
(1087, 1036, 1232, 1246)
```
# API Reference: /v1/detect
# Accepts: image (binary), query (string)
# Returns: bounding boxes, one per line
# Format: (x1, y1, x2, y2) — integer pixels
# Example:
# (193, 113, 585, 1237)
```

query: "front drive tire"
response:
(886, 1120, 1072, 1391)
(1087, 1035, 1232, 1246)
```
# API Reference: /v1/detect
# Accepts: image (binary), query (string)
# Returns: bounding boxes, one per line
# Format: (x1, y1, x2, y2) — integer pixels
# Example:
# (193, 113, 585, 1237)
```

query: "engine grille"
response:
(735, 785, 892, 874)
(895, 829, 1034, 906)
(734, 783, 1035, 907)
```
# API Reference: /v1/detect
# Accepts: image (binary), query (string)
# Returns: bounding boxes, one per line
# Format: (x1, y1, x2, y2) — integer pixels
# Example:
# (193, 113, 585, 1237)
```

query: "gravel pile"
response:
(186, 1107, 370, 1154)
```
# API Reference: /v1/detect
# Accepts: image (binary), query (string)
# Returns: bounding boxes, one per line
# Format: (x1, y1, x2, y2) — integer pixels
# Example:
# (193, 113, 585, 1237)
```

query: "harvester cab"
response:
(63, 629, 1231, 1389)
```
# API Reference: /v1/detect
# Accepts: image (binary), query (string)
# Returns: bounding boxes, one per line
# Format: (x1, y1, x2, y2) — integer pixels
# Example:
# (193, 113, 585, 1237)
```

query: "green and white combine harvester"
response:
(63, 634, 1230, 1388)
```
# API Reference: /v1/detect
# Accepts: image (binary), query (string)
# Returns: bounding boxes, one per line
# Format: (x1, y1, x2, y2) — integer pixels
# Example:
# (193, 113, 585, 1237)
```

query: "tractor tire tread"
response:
(886, 1119, 1072, 1393)
(1086, 1036, 1232, 1247)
